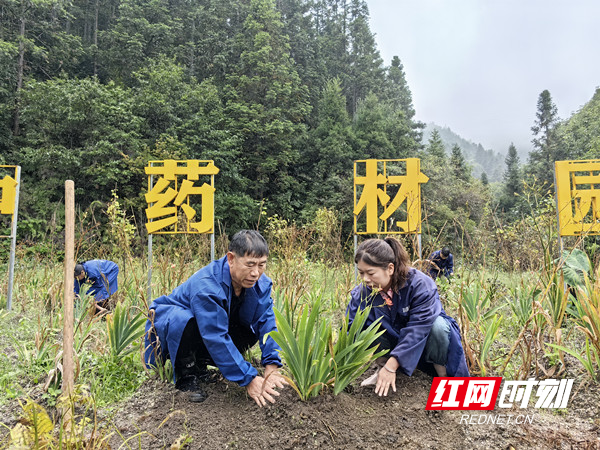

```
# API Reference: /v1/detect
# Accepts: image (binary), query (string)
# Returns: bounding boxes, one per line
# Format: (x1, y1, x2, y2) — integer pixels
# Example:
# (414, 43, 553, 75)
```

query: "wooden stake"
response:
(62, 180, 75, 428)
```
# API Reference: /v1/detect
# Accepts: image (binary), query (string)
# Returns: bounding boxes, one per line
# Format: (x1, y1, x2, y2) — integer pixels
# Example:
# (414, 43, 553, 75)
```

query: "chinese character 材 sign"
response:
(145, 160, 219, 234)
(555, 160, 600, 236)
(354, 159, 428, 234)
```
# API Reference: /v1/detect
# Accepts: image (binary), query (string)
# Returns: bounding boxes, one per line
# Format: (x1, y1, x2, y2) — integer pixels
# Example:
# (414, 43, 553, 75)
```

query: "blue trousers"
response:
(372, 315, 451, 372)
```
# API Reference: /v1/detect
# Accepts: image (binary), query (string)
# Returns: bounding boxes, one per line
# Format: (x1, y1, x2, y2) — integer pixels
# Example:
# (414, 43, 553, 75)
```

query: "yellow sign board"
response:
(0, 174, 18, 215)
(145, 160, 219, 234)
(354, 158, 428, 234)
(555, 160, 600, 236)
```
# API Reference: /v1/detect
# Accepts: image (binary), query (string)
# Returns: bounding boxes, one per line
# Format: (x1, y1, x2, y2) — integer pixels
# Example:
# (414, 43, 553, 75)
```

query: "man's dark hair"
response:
(441, 247, 451, 257)
(74, 263, 85, 277)
(229, 230, 269, 257)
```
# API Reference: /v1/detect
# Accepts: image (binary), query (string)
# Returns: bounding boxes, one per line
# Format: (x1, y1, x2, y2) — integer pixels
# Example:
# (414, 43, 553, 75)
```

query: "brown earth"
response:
(103, 369, 600, 450)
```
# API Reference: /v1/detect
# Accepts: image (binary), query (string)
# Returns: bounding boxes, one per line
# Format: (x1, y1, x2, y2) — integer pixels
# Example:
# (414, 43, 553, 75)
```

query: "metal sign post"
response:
(1, 165, 21, 311)
(147, 172, 154, 303)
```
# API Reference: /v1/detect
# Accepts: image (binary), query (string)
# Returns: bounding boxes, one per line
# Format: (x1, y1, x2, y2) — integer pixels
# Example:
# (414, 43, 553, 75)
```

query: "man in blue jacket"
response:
(74, 259, 119, 313)
(144, 230, 286, 405)
(428, 247, 454, 281)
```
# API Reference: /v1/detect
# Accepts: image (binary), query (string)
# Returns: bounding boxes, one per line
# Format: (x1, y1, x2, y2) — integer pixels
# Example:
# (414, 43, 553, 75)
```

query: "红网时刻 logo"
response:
(426, 377, 574, 410)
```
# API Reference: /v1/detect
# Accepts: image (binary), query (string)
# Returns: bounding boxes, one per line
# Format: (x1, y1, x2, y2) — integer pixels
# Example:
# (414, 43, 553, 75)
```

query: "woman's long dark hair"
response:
(354, 237, 411, 292)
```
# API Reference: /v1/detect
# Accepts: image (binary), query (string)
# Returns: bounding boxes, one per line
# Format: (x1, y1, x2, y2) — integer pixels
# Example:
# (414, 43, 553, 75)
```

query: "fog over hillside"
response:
(423, 123, 505, 182)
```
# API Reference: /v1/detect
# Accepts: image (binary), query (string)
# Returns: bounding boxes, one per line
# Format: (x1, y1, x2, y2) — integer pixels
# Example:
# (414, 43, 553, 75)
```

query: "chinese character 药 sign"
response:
(145, 160, 219, 234)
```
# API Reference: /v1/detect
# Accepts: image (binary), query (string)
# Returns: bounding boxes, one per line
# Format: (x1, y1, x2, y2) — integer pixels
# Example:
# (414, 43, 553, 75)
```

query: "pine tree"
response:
(450, 144, 470, 181)
(426, 129, 446, 162)
(277, 0, 323, 108)
(527, 89, 561, 189)
(481, 172, 489, 186)
(301, 77, 354, 218)
(500, 143, 521, 213)
(224, 0, 311, 216)
(353, 92, 394, 160)
(503, 143, 521, 195)
(345, 0, 384, 115)
(384, 56, 415, 118)
(382, 56, 422, 156)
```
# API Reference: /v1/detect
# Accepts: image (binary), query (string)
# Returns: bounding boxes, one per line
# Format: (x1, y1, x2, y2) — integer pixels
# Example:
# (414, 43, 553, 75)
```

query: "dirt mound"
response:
(108, 371, 600, 449)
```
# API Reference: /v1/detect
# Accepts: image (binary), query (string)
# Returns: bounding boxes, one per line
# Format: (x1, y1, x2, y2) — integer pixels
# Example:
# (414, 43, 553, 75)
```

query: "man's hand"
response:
(263, 364, 288, 390)
(246, 375, 281, 408)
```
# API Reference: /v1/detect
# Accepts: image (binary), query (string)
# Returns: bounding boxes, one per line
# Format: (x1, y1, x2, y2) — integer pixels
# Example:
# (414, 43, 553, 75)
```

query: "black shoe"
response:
(188, 391, 208, 403)
(175, 375, 208, 403)
(197, 367, 219, 384)
(175, 374, 200, 392)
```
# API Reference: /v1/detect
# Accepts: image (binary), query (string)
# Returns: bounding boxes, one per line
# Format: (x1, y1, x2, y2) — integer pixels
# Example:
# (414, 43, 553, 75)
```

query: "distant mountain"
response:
(423, 123, 505, 182)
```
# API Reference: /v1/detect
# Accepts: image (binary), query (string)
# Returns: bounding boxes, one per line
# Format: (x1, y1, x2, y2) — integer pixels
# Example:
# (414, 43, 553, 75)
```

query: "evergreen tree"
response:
(225, 0, 311, 217)
(277, 0, 324, 110)
(499, 143, 521, 214)
(481, 172, 489, 186)
(300, 77, 354, 219)
(504, 144, 521, 194)
(426, 129, 446, 162)
(14, 77, 143, 217)
(171, 0, 246, 82)
(450, 144, 470, 181)
(314, 0, 349, 98)
(556, 87, 600, 159)
(527, 89, 561, 189)
(345, 0, 384, 115)
(353, 92, 394, 160)
(384, 56, 415, 118)
(99, 0, 178, 83)
(382, 56, 422, 156)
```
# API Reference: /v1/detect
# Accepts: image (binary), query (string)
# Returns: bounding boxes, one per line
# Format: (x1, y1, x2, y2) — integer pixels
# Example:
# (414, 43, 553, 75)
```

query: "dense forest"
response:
(0, 0, 599, 259)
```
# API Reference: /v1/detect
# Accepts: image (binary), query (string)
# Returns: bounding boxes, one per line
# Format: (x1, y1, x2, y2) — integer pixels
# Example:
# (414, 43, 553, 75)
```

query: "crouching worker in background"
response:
(144, 230, 287, 406)
(347, 238, 469, 397)
(74, 259, 119, 314)
(428, 246, 454, 281)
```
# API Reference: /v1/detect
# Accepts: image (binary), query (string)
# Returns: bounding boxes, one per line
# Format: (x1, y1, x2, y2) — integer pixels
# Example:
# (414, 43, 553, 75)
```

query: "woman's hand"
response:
(374, 361, 398, 396)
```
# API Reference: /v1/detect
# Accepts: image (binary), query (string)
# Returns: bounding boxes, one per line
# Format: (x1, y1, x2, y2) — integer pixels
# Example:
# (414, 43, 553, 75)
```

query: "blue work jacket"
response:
(428, 250, 454, 279)
(144, 256, 282, 387)
(74, 260, 119, 301)
(347, 268, 469, 377)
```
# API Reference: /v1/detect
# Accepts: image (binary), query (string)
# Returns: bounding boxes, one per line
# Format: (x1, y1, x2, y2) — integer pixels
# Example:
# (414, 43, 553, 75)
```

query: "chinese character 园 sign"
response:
(354, 159, 428, 234)
(555, 160, 600, 236)
(145, 160, 219, 234)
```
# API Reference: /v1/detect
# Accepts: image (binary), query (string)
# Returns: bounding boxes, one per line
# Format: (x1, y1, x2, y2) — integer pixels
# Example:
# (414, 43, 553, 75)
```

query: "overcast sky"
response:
(367, 0, 600, 155)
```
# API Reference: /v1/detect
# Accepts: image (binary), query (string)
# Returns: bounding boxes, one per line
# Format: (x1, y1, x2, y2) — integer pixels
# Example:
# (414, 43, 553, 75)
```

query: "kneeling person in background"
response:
(74, 259, 119, 314)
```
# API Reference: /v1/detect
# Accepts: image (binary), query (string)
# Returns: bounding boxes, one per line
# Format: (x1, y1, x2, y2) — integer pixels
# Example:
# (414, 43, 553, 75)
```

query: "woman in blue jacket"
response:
(348, 237, 469, 397)
(74, 259, 119, 312)
(144, 230, 286, 406)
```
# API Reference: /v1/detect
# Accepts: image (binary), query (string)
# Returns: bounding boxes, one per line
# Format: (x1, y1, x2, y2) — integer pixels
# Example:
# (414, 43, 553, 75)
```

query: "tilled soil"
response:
(102, 370, 600, 449)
